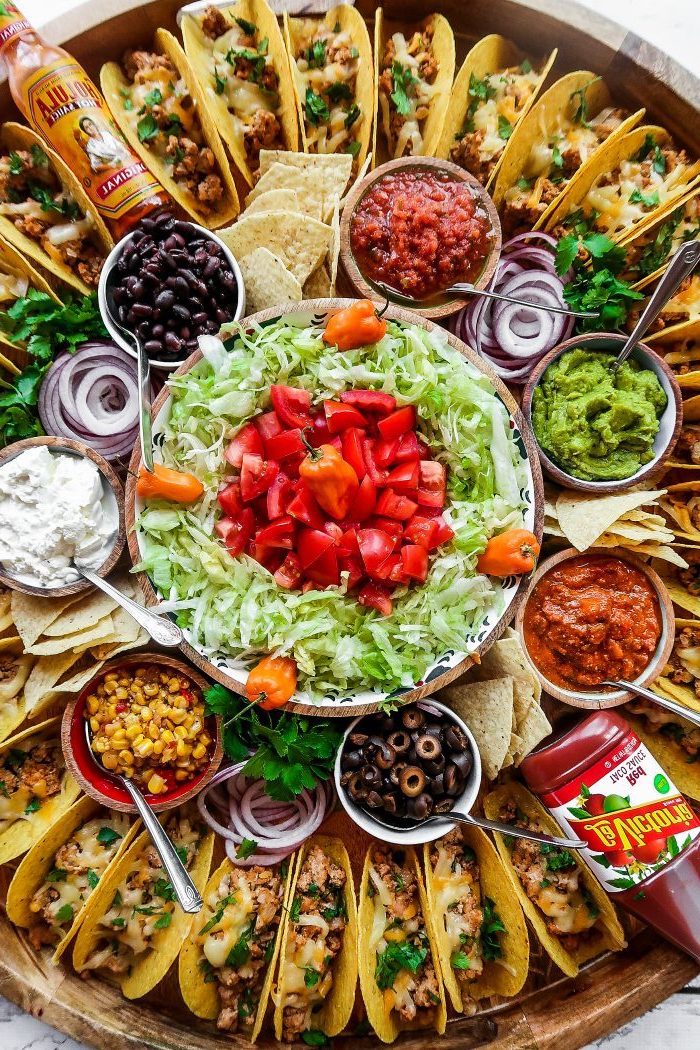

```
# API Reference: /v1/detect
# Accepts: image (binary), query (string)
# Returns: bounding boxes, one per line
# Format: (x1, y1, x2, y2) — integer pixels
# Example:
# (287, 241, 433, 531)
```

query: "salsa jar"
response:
(520, 710, 700, 962)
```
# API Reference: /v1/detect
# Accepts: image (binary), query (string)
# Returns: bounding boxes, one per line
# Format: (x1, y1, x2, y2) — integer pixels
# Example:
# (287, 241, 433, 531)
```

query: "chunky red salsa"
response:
(350, 169, 493, 300)
(523, 555, 662, 691)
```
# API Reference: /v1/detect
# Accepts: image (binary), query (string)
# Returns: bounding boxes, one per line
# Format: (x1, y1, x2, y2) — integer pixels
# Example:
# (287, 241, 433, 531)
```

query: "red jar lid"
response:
(520, 709, 630, 795)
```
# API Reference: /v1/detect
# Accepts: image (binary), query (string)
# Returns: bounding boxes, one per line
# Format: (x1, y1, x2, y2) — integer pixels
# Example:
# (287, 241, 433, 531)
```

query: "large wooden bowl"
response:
(124, 299, 544, 716)
(1, 1, 699, 1048)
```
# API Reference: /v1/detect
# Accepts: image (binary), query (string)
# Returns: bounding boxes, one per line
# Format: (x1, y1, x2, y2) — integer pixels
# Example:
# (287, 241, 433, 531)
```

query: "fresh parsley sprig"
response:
(555, 230, 643, 331)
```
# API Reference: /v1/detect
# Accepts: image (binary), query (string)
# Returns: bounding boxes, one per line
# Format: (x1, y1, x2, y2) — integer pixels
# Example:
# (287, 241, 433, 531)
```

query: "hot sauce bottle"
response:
(0, 1, 168, 236)
(520, 710, 700, 962)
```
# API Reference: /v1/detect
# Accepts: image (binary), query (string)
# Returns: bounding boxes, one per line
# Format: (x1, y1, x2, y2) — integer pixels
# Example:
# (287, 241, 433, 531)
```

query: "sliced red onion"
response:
(449, 234, 574, 382)
(38, 341, 142, 460)
(197, 761, 333, 866)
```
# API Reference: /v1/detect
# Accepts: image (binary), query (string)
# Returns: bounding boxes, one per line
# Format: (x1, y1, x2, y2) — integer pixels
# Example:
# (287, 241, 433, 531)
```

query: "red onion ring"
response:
(449, 234, 574, 383)
(38, 341, 142, 460)
(197, 762, 333, 866)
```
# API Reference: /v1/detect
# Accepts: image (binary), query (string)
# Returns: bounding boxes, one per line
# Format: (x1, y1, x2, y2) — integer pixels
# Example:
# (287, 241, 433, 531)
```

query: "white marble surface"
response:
(2, 0, 700, 1048)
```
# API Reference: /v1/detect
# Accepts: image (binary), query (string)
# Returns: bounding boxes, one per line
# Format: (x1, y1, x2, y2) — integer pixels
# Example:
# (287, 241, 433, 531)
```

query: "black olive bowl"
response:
(334, 698, 481, 845)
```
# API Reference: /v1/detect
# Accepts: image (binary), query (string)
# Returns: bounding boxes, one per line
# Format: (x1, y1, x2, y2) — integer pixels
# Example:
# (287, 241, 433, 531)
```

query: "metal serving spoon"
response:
(102, 243, 154, 473)
(612, 239, 700, 369)
(602, 679, 700, 728)
(84, 721, 202, 913)
(364, 805, 587, 848)
(72, 556, 183, 648)
(374, 279, 600, 319)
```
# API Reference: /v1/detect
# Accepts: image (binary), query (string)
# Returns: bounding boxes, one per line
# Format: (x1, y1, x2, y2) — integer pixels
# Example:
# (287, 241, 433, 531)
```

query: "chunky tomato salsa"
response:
(350, 169, 494, 300)
(522, 555, 662, 691)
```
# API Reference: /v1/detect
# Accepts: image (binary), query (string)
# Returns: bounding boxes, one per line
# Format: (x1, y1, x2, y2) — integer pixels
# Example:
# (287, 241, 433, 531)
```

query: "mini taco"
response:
(658, 481, 700, 539)
(546, 125, 700, 243)
(283, 5, 373, 172)
(6, 795, 138, 962)
(274, 835, 358, 1043)
(358, 844, 446, 1043)
(484, 782, 626, 978)
(655, 546, 700, 617)
(437, 34, 556, 188)
(0, 123, 112, 293)
(423, 826, 528, 1013)
(72, 808, 213, 999)
(0, 646, 34, 743)
(181, 0, 299, 186)
(493, 72, 642, 235)
(640, 273, 700, 346)
(0, 715, 80, 865)
(100, 30, 239, 229)
(0, 234, 59, 368)
(373, 10, 455, 165)
(653, 317, 700, 385)
(621, 188, 699, 288)
(178, 853, 293, 1039)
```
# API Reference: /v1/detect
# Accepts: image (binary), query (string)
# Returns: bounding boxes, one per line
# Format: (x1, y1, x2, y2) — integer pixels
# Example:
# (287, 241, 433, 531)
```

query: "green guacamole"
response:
(532, 348, 667, 481)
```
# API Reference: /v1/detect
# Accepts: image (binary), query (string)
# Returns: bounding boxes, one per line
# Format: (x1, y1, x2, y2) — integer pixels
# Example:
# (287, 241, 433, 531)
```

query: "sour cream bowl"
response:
(0, 436, 125, 598)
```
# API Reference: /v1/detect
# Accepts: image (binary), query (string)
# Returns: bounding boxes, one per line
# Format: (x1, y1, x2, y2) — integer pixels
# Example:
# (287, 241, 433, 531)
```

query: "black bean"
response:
(152, 324, 164, 338)
(219, 271, 237, 291)
(145, 339, 163, 355)
(166, 275, 189, 296)
(194, 247, 208, 266)
(180, 268, 197, 284)
(206, 240, 219, 255)
(180, 326, 191, 341)
(172, 303, 190, 322)
(132, 303, 153, 319)
(192, 311, 208, 326)
(140, 217, 156, 233)
(131, 279, 144, 299)
(215, 308, 229, 324)
(164, 332, 182, 353)
(137, 321, 151, 338)
(203, 256, 221, 278)
(155, 289, 175, 310)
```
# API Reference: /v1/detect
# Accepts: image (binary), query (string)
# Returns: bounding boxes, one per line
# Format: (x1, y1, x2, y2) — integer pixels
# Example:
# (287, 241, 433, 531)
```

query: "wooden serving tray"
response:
(1, 1, 699, 1048)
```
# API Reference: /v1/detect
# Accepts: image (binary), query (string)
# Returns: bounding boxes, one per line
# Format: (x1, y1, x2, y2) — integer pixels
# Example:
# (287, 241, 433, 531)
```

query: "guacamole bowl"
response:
(522, 332, 682, 493)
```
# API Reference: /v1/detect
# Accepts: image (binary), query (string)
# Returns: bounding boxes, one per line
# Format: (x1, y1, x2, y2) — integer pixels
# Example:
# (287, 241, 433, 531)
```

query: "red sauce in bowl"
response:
(350, 168, 494, 300)
(522, 554, 662, 691)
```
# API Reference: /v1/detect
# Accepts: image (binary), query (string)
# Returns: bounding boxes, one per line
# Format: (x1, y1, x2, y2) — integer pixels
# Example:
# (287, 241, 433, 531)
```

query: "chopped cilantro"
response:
(305, 39, 327, 69)
(30, 144, 48, 167)
(87, 869, 100, 890)
(55, 904, 74, 924)
(629, 188, 660, 208)
(200, 894, 237, 935)
(289, 896, 301, 922)
(450, 949, 472, 970)
(110, 889, 123, 909)
(633, 132, 658, 162)
(46, 868, 67, 883)
(302, 1032, 329, 1047)
(213, 67, 227, 95)
(540, 843, 576, 871)
(326, 81, 352, 104)
(520, 58, 533, 73)
(498, 115, 513, 140)
(517, 176, 534, 191)
(236, 838, 258, 860)
(25, 797, 41, 814)
(8, 150, 23, 176)
(346, 140, 361, 157)
(235, 16, 256, 36)
(97, 826, 122, 846)
(569, 77, 601, 126)
(304, 966, 321, 988)
(344, 103, 360, 130)
(480, 897, 505, 961)
(305, 88, 330, 127)
(390, 61, 419, 117)
(375, 941, 427, 990)
(120, 88, 134, 111)
(154, 912, 172, 929)
(28, 182, 80, 219)
(551, 143, 564, 169)
(226, 919, 255, 968)
(153, 877, 176, 902)
(141, 87, 163, 109)
(136, 114, 159, 142)
(111, 917, 126, 928)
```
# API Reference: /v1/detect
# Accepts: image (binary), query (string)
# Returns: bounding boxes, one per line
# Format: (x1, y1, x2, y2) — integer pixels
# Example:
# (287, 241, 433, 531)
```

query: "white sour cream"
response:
(0, 446, 116, 587)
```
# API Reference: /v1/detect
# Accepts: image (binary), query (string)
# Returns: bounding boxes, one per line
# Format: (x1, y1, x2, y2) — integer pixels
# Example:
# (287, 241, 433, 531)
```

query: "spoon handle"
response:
(446, 283, 598, 319)
(604, 679, 700, 729)
(120, 777, 203, 913)
(614, 240, 700, 367)
(449, 809, 587, 849)
(75, 565, 184, 648)
(135, 333, 154, 473)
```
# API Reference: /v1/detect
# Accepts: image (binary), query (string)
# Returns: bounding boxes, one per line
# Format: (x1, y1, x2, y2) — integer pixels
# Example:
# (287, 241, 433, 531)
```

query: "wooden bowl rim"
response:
(338, 156, 502, 319)
(521, 332, 683, 493)
(513, 546, 676, 707)
(124, 297, 544, 716)
(0, 435, 126, 597)
(61, 652, 223, 813)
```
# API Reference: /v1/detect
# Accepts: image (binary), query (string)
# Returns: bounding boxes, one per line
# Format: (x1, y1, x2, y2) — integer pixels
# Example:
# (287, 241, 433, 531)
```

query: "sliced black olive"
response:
(401, 707, 425, 731)
(379, 716, 397, 734)
(340, 770, 354, 786)
(387, 730, 411, 755)
(445, 724, 469, 752)
(375, 742, 396, 770)
(347, 772, 367, 801)
(434, 797, 455, 815)
(451, 751, 473, 778)
(365, 790, 384, 809)
(430, 772, 445, 795)
(361, 765, 383, 790)
(381, 792, 399, 814)
(341, 748, 364, 771)
(399, 765, 427, 797)
(348, 732, 369, 747)
(408, 793, 434, 819)
(415, 734, 442, 761)
(389, 761, 407, 787)
(425, 754, 446, 777)
(444, 763, 465, 797)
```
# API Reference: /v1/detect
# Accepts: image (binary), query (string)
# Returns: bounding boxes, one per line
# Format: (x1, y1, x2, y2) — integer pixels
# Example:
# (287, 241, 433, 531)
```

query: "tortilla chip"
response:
(218, 211, 331, 285)
(328, 198, 341, 296)
(258, 150, 352, 206)
(239, 247, 303, 313)
(441, 677, 513, 779)
(513, 702, 553, 763)
(555, 489, 666, 551)
(476, 628, 542, 703)
(42, 591, 119, 638)
(23, 650, 83, 712)
(26, 614, 114, 656)
(244, 188, 300, 216)
(11, 591, 82, 648)
(246, 162, 343, 221)
(303, 264, 332, 298)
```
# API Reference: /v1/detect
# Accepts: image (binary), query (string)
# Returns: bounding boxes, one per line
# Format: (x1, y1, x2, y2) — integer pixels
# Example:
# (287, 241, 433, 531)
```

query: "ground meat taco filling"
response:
(200, 5, 283, 174)
(368, 847, 440, 1025)
(280, 845, 348, 1042)
(79, 815, 201, 975)
(378, 22, 438, 159)
(623, 196, 700, 281)
(197, 863, 285, 1033)
(625, 274, 700, 335)
(293, 21, 362, 161)
(0, 145, 103, 286)
(120, 48, 224, 214)
(627, 697, 700, 762)
(0, 738, 63, 831)
(450, 61, 542, 185)
(28, 813, 131, 950)
(499, 801, 601, 953)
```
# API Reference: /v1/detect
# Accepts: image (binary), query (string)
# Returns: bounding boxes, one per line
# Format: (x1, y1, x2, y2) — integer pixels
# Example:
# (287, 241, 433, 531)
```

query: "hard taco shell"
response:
(626, 710, 700, 802)
(0, 123, 112, 294)
(181, 0, 299, 187)
(72, 822, 214, 999)
(100, 29, 239, 228)
(0, 234, 60, 368)
(483, 782, 626, 978)
(274, 835, 358, 1039)
(423, 825, 528, 1012)
(358, 844, 446, 1043)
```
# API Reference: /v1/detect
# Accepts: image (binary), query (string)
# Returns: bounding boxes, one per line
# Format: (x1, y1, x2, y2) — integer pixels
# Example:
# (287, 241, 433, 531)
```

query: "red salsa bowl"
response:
(61, 654, 222, 813)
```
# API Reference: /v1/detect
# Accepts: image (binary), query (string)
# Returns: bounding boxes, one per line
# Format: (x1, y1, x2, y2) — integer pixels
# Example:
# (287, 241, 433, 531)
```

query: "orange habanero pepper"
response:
(477, 529, 540, 577)
(245, 655, 297, 711)
(322, 299, 387, 351)
(135, 462, 204, 503)
(298, 436, 359, 520)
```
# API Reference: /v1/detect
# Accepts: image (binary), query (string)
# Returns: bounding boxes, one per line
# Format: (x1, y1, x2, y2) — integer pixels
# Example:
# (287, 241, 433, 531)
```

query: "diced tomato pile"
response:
(215, 385, 454, 615)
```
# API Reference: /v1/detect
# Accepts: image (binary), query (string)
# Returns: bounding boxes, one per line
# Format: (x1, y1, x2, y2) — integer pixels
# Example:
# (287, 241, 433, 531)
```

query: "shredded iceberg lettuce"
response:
(135, 318, 528, 702)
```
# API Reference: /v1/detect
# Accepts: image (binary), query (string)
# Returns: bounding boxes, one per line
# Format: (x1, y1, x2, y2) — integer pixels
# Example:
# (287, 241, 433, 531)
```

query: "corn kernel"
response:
(147, 773, 166, 794)
(102, 753, 119, 770)
(192, 743, 207, 761)
(118, 750, 134, 767)
(126, 724, 141, 741)
(86, 696, 99, 715)
(152, 740, 164, 756)
(135, 739, 154, 758)
(89, 717, 100, 733)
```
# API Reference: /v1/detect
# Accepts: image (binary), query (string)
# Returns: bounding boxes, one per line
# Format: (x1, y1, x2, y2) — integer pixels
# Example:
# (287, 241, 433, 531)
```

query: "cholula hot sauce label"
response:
(541, 728, 700, 891)
(0, 3, 29, 46)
